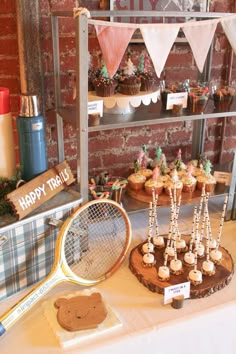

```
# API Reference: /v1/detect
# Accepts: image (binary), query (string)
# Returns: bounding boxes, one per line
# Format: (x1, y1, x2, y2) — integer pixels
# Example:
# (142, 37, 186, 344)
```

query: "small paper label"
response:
(32, 122, 43, 131)
(213, 171, 232, 186)
(88, 100, 103, 117)
(166, 92, 188, 110)
(164, 281, 190, 304)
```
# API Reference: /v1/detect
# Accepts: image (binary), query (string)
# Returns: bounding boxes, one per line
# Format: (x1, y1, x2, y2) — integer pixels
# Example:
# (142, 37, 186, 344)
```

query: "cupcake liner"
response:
(119, 83, 141, 95)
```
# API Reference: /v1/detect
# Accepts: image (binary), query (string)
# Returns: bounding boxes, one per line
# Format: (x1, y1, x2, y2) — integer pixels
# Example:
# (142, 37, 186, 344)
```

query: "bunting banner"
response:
(86, 14, 236, 81)
(140, 24, 180, 78)
(94, 23, 135, 78)
(221, 15, 236, 56)
(182, 19, 219, 73)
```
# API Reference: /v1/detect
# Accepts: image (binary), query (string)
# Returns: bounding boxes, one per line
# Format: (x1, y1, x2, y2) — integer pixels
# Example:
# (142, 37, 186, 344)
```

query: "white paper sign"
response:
(213, 171, 232, 186)
(88, 100, 103, 117)
(166, 92, 188, 110)
(164, 281, 190, 305)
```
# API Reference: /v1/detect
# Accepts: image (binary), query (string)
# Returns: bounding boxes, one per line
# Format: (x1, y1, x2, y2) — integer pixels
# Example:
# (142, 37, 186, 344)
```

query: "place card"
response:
(164, 281, 190, 305)
(166, 92, 188, 110)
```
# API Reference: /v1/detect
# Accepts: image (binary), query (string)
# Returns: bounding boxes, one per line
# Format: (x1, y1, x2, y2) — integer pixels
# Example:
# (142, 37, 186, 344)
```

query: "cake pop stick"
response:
(216, 194, 229, 248)
(152, 193, 159, 237)
(189, 206, 198, 252)
(205, 210, 210, 262)
(163, 251, 168, 267)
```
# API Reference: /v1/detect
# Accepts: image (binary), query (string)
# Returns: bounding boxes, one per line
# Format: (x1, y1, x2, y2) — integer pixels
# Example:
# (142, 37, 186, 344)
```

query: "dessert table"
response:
(0, 195, 235, 354)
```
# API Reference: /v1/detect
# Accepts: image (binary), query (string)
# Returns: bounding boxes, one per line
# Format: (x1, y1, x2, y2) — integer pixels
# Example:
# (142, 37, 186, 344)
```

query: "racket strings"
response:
(64, 202, 128, 280)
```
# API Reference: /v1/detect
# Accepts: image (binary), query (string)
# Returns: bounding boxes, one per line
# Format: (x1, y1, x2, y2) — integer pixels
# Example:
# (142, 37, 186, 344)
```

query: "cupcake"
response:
(119, 56, 141, 95)
(93, 61, 117, 97)
(197, 160, 216, 193)
(144, 166, 164, 195)
(212, 82, 235, 112)
(164, 169, 183, 197)
(128, 173, 146, 191)
(137, 54, 157, 92)
(188, 84, 209, 114)
(169, 149, 187, 178)
(181, 164, 197, 193)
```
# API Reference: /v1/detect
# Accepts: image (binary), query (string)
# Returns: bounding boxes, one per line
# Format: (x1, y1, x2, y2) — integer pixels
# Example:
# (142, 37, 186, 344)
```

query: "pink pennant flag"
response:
(140, 24, 180, 78)
(221, 15, 236, 56)
(94, 24, 135, 78)
(182, 19, 218, 73)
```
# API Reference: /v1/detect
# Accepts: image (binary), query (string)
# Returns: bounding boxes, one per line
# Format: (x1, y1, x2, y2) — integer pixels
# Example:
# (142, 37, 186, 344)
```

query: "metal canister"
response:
(17, 94, 48, 181)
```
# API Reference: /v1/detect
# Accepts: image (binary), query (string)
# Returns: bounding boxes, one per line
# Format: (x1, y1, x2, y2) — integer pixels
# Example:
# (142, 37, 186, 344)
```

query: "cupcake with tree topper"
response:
(137, 53, 157, 92)
(197, 159, 216, 193)
(93, 61, 118, 97)
(152, 146, 163, 168)
(164, 168, 183, 197)
(169, 148, 187, 178)
(136, 145, 153, 179)
(182, 164, 197, 193)
(119, 53, 141, 95)
(144, 166, 164, 196)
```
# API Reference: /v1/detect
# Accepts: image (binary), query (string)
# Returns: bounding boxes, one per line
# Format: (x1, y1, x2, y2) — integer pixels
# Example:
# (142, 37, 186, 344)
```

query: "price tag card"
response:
(213, 171, 232, 186)
(88, 100, 103, 117)
(166, 92, 188, 110)
(164, 281, 190, 305)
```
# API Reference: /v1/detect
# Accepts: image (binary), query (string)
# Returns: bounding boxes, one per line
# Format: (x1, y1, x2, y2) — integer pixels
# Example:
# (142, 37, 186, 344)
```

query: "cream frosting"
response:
(184, 251, 195, 265)
(202, 260, 215, 272)
(210, 249, 222, 262)
(197, 243, 205, 257)
(142, 242, 154, 254)
(181, 174, 196, 186)
(137, 168, 153, 178)
(189, 269, 202, 283)
(145, 178, 163, 188)
(209, 239, 217, 249)
(176, 239, 186, 249)
(165, 246, 175, 257)
(153, 235, 165, 247)
(170, 259, 182, 272)
(128, 173, 146, 183)
(197, 173, 216, 184)
(158, 266, 170, 279)
(143, 253, 155, 264)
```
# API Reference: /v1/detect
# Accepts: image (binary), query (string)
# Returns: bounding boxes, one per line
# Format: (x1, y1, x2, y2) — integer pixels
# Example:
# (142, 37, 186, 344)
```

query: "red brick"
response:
(89, 134, 124, 153)
(166, 53, 193, 68)
(168, 130, 192, 144)
(63, 123, 76, 139)
(0, 58, 19, 75)
(0, 0, 16, 13)
(223, 137, 236, 151)
(0, 16, 17, 36)
(0, 38, 18, 56)
(0, 77, 20, 93)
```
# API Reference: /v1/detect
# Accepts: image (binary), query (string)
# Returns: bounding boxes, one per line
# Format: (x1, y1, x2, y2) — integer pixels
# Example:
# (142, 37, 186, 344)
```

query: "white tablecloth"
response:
(0, 196, 235, 354)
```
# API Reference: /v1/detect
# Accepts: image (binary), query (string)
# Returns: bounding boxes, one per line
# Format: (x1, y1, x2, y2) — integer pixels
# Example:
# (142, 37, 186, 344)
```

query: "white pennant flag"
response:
(182, 19, 218, 73)
(94, 24, 135, 78)
(140, 23, 180, 78)
(221, 15, 236, 56)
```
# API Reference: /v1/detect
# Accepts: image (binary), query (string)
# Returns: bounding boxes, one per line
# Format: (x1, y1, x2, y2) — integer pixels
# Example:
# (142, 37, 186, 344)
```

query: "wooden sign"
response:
(6, 160, 75, 220)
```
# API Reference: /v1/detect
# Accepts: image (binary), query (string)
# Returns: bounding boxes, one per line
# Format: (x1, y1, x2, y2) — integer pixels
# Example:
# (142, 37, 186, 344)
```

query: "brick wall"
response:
(0, 0, 20, 164)
(0, 0, 236, 178)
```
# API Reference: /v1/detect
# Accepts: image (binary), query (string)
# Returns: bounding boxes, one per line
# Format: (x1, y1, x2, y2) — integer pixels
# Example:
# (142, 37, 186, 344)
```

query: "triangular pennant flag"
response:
(94, 24, 135, 78)
(182, 19, 218, 73)
(140, 24, 180, 78)
(221, 15, 236, 55)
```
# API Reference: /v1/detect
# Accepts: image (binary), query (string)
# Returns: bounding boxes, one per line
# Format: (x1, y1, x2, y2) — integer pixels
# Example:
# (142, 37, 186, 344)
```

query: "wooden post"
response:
(16, 0, 44, 114)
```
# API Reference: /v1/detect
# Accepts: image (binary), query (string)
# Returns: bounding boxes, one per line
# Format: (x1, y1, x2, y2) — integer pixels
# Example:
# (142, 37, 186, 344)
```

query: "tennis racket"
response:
(0, 199, 131, 336)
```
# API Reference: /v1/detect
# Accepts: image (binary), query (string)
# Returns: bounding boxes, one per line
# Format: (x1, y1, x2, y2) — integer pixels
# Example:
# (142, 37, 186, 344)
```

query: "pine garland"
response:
(0, 170, 21, 216)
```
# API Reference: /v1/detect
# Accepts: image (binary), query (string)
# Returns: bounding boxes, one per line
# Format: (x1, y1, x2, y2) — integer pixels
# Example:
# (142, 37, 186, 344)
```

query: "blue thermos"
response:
(17, 94, 48, 181)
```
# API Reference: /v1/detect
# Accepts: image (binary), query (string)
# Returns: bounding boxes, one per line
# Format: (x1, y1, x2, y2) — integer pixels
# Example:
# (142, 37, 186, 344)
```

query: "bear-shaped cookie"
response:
(54, 292, 107, 331)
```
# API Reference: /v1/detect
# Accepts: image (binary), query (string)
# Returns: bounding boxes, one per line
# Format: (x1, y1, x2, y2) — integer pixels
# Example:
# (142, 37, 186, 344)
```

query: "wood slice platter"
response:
(126, 186, 208, 206)
(129, 236, 234, 299)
